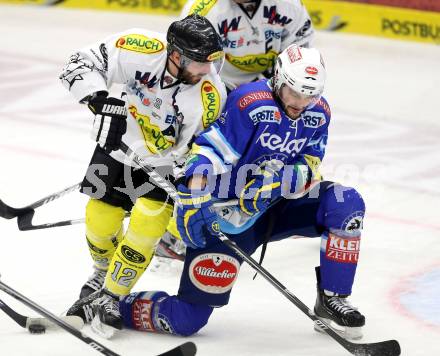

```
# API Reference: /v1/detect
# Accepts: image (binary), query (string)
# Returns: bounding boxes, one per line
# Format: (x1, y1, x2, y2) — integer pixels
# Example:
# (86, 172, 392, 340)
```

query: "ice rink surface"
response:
(0, 5, 439, 356)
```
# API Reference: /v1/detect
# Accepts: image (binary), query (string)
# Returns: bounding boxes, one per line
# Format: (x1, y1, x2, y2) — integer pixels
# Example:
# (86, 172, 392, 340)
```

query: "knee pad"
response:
(85, 199, 125, 269)
(120, 292, 213, 336)
(127, 197, 173, 245)
(86, 199, 125, 237)
(317, 184, 365, 236)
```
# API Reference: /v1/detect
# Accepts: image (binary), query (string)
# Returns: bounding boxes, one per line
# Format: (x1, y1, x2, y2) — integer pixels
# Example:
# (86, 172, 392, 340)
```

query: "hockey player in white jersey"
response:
(181, 0, 314, 90)
(59, 14, 226, 332)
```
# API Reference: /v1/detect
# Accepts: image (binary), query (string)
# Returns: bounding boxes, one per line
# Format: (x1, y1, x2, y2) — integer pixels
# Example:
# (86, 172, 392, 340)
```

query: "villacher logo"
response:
(189, 253, 240, 294)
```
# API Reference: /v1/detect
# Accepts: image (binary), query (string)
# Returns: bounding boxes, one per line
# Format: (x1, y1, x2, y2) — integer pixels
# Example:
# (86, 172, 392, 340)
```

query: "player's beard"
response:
(180, 67, 204, 85)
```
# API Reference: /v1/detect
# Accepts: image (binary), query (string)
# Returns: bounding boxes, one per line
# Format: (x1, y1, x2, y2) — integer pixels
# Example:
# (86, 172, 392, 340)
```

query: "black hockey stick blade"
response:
(0, 298, 84, 331)
(0, 199, 33, 219)
(0, 182, 81, 220)
(16, 211, 130, 231)
(346, 339, 401, 356)
(0, 298, 27, 327)
(157, 342, 196, 356)
(0, 279, 120, 356)
(17, 210, 85, 231)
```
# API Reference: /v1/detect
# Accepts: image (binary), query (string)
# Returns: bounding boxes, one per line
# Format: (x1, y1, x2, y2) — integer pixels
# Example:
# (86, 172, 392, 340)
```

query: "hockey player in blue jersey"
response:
(67, 44, 366, 340)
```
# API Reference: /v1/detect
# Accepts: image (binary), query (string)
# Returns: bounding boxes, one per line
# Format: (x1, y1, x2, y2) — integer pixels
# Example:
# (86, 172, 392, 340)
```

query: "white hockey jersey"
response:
(60, 28, 226, 169)
(181, 0, 314, 89)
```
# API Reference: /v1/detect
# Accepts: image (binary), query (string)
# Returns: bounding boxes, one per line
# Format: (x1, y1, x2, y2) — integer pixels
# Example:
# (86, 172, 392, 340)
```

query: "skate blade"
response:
(314, 317, 363, 340)
(26, 316, 84, 330)
(91, 315, 117, 339)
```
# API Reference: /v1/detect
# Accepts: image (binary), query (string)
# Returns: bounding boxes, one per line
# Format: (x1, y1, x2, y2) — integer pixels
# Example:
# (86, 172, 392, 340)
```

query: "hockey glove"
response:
(88, 92, 127, 152)
(239, 169, 282, 216)
(176, 184, 220, 249)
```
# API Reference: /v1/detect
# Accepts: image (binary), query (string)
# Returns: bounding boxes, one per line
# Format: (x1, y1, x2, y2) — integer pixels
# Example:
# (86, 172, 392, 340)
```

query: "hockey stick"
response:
(0, 182, 81, 219)
(120, 142, 401, 356)
(0, 297, 84, 331)
(16, 211, 131, 231)
(0, 278, 120, 356)
(0, 278, 196, 356)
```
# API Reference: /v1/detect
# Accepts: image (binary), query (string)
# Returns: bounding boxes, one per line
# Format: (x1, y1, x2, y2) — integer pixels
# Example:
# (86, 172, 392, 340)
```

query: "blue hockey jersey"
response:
(185, 79, 331, 233)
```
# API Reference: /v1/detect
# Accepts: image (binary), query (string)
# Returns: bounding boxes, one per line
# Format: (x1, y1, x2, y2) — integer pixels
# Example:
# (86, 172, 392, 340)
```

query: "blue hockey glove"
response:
(239, 169, 282, 216)
(176, 185, 220, 249)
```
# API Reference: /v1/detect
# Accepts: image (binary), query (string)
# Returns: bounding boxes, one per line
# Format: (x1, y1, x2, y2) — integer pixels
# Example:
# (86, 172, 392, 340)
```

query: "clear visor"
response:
(180, 51, 225, 76)
(279, 84, 322, 119)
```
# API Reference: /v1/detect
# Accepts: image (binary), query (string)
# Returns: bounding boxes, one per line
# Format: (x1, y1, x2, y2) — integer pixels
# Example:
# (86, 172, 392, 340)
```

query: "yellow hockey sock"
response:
(105, 197, 173, 295)
(85, 199, 125, 270)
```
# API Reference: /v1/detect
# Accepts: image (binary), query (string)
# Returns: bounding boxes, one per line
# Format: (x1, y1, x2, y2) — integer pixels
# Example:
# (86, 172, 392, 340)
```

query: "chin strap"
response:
(167, 57, 188, 84)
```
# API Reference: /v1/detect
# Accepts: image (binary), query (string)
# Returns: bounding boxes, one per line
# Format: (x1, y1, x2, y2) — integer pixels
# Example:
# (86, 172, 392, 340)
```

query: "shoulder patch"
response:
(301, 111, 326, 128)
(201, 81, 221, 128)
(249, 105, 281, 125)
(116, 35, 164, 54)
(237, 90, 273, 110)
(189, 0, 218, 16)
(317, 97, 331, 117)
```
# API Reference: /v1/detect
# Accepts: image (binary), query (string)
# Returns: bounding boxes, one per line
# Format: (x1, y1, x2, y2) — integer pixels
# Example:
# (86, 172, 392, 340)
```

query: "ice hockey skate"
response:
(154, 232, 186, 261)
(79, 267, 106, 299)
(66, 290, 99, 323)
(313, 272, 365, 341)
(90, 289, 123, 339)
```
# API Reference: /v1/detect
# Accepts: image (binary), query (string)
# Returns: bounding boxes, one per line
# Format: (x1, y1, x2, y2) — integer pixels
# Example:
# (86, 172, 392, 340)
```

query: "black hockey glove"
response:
(87, 92, 127, 152)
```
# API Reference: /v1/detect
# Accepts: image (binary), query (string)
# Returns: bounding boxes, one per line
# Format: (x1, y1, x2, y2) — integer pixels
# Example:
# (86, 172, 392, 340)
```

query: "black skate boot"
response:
(67, 290, 100, 323)
(154, 232, 186, 261)
(92, 289, 123, 335)
(80, 268, 106, 299)
(313, 267, 365, 340)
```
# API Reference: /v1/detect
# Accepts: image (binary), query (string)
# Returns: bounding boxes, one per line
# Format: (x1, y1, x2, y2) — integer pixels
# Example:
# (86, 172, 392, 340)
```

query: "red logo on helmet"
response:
(117, 38, 126, 46)
(305, 66, 318, 75)
(189, 253, 240, 294)
(286, 45, 302, 63)
(204, 85, 213, 92)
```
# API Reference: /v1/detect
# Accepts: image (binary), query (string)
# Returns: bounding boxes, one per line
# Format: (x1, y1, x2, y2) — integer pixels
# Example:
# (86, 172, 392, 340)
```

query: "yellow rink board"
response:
(0, 0, 439, 44)
(303, 0, 440, 45)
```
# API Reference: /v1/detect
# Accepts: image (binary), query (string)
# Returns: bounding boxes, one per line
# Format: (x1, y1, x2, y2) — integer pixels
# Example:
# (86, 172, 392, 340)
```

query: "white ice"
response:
(0, 5, 439, 356)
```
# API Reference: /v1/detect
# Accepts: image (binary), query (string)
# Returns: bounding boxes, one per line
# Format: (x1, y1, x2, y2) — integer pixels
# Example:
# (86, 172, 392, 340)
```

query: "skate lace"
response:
(328, 297, 358, 315)
(99, 295, 121, 317)
(85, 270, 106, 290)
(83, 304, 95, 323)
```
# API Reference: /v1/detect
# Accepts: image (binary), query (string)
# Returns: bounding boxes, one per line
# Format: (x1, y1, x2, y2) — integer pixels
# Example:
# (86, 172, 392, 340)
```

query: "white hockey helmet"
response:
(273, 44, 326, 108)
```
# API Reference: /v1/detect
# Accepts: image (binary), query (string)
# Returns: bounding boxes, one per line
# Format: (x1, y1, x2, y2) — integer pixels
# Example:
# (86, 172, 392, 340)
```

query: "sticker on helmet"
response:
(207, 51, 224, 62)
(286, 45, 302, 63)
(305, 66, 318, 75)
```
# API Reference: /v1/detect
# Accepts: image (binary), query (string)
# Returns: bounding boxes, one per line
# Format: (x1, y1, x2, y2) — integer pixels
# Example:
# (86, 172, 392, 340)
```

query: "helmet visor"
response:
(180, 51, 225, 75)
(279, 84, 321, 119)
